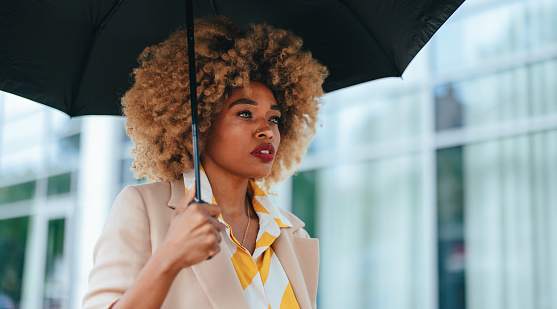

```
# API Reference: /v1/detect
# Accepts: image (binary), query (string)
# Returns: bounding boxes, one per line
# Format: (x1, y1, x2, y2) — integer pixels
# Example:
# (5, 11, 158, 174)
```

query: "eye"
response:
(269, 116, 281, 125)
(237, 110, 252, 118)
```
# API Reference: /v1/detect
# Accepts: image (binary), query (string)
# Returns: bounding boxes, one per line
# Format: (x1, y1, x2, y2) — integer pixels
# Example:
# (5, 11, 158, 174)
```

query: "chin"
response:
(247, 164, 273, 179)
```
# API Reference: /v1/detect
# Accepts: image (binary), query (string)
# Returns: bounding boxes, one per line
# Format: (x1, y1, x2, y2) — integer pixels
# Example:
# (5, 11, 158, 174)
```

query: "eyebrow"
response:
(228, 98, 280, 111)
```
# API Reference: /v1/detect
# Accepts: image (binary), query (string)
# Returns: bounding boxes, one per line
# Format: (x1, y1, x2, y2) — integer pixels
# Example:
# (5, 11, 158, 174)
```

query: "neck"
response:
(202, 160, 250, 219)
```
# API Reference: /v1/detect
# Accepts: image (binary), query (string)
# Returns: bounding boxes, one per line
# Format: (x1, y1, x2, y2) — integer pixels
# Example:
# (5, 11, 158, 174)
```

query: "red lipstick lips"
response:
(251, 143, 275, 162)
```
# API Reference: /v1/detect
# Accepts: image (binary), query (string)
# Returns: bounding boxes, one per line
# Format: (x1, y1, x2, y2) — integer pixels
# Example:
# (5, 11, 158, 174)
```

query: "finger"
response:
(197, 215, 222, 238)
(203, 204, 222, 218)
(209, 224, 222, 243)
(207, 247, 220, 260)
(207, 216, 224, 233)
(176, 180, 197, 213)
(207, 241, 221, 257)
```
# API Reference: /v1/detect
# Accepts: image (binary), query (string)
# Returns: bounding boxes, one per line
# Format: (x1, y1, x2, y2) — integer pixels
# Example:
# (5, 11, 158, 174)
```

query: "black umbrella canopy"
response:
(0, 0, 463, 117)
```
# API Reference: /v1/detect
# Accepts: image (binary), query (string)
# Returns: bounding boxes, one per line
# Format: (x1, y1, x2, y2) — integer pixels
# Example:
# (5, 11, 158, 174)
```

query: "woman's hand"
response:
(159, 182, 224, 271)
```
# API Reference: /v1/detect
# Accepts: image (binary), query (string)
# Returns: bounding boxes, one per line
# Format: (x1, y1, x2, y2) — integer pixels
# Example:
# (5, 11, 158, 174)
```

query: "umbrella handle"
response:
(185, 0, 204, 203)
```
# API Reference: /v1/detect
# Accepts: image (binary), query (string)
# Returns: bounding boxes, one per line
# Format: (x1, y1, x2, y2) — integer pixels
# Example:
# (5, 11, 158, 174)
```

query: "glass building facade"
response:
(295, 1, 557, 308)
(0, 95, 80, 308)
(0, 0, 556, 308)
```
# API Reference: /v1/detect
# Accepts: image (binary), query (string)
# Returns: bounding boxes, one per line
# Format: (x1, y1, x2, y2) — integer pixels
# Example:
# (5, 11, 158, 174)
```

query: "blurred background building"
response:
(1, 0, 556, 308)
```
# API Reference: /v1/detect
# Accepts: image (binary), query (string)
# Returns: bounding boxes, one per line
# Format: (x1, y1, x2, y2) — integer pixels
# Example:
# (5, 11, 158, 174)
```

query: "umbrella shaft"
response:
(186, 0, 203, 203)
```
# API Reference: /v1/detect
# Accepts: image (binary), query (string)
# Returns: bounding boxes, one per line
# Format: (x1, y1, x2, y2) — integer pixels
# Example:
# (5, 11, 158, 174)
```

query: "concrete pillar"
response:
(72, 116, 122, 309)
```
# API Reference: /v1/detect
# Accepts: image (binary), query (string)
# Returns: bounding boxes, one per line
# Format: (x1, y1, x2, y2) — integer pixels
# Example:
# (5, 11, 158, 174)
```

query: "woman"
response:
(83, 16, 327, 309)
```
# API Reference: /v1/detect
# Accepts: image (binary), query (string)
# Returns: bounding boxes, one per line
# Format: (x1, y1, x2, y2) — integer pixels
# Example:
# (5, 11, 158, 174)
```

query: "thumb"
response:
(176, 180, 197, 213)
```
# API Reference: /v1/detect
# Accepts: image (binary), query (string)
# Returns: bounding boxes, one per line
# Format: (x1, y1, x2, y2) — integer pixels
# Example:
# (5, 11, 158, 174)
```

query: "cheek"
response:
(274, 127, 281, 147)
(205, 125, 228, 155)
(209, 125, 247, 153)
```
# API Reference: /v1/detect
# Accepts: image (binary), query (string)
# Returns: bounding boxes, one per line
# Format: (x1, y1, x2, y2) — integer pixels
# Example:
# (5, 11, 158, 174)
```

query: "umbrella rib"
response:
(72, 0, 126, 116)
(94, 0, 127, 42)
(337, 1, 402, 76)
(209, 0, 219, 15)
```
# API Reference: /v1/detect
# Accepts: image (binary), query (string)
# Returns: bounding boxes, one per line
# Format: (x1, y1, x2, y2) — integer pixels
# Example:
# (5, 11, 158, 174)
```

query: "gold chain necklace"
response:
(241, 195, 251, 248)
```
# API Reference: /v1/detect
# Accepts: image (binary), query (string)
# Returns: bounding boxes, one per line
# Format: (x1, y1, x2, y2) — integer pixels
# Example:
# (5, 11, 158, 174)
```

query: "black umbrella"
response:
(0, 0, 463, 200)
(0, 0, 463, 116)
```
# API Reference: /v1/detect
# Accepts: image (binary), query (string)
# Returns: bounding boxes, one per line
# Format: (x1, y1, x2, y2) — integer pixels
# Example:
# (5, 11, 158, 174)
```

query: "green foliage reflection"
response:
(0, 216, 29, 307)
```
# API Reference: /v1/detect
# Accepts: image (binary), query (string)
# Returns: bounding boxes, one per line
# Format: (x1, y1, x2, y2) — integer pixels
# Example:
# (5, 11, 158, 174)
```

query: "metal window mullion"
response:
(422, 80, 439, 309)
(434, 43, 557, 86)
(434, 113, 557, 150)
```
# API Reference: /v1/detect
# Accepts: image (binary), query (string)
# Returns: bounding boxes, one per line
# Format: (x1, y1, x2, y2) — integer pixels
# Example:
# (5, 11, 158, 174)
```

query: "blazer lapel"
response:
(273, 229, 319, 309)
(191, 248, 249, 308)
(168, 177, 185, 209)
(167, 170, 213, 209)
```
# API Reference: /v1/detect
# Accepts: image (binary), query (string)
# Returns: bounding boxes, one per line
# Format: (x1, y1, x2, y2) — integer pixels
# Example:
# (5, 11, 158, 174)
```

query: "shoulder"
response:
(277, 207, 304, 228)
(106, 181, 174, 226)
(85, 184, 171, 308)
(129, 181, 172, 197)
(277, 208, 312, 239)
(116, 181, 172, 205)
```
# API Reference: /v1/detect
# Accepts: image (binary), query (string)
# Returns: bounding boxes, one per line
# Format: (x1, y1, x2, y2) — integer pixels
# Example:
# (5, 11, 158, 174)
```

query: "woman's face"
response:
(203, 81, 281, 180)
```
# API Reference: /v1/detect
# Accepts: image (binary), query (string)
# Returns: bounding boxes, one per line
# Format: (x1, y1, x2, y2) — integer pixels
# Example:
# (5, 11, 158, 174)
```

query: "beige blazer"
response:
(83, 176, 319, 309)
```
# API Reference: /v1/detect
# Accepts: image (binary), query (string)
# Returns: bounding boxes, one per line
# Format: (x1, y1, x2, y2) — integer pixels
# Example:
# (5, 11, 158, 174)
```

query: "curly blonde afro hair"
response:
(122, 16, 328, 187)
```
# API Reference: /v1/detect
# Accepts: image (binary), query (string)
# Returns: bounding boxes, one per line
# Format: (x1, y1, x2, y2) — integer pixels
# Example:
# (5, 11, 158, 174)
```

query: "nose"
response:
(254, 124, 273, 140)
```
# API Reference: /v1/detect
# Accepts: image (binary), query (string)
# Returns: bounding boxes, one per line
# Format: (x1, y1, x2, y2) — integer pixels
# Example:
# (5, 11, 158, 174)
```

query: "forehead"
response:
(224, 82, 278, 108)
